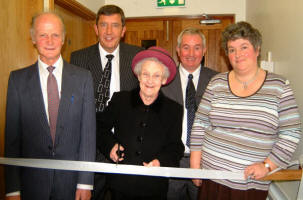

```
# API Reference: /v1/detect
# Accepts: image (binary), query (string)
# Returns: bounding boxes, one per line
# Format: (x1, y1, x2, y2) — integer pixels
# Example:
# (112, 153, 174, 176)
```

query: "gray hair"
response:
(30, 12, 66, 43)
(177, 27, 206, 48)
(134, 57, 170, 80)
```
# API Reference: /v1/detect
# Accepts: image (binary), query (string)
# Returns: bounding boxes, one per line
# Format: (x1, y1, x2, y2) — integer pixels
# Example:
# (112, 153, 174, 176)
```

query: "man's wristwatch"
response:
(263, 161, 271, 172)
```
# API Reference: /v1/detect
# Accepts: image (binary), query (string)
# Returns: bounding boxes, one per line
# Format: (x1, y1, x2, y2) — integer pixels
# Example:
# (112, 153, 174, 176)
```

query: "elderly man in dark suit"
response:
(162, 27, 217, 200)
(4, 12, 96, 200)
(70, 4, 143, 200)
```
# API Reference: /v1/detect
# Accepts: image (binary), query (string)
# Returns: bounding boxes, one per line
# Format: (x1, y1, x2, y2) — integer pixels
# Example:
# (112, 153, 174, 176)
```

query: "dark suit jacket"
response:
(161, 65, 218, 107)
(4, 61, 96, 200)
(98, 88, 184, 196)
(70, 42, 143, 98)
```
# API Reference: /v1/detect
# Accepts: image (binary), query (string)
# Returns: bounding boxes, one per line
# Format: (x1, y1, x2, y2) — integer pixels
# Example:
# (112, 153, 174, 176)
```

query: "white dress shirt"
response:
(38, 56, 63, 122)
(179, 64, 201, 154)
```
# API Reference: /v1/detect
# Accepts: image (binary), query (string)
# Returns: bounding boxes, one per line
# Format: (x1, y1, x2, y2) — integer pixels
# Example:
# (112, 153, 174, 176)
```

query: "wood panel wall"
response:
(0, 1, 44, 198)
(54, 4, 97, 62)
(125, 15, 234, 73)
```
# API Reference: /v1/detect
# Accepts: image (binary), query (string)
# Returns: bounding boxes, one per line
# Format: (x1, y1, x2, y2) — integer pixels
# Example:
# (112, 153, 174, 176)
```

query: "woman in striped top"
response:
(190, 21, 301, 200)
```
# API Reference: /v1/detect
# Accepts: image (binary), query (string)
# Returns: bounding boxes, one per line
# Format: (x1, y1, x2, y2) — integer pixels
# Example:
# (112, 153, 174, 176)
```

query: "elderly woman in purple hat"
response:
(98, 46, 184, 200)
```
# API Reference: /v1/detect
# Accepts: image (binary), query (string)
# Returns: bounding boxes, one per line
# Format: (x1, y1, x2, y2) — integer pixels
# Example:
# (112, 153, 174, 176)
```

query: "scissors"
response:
(116, 143, 124, 166)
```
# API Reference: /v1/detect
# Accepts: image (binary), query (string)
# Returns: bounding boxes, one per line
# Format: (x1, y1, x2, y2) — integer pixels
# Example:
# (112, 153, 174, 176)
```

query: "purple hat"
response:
(131, 46, 177, 85)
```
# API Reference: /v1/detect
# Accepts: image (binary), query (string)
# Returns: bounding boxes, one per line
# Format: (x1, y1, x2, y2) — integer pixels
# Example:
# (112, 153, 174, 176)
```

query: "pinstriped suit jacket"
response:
(4, 61, 96, 200)
(162, 65, 218, 108)
(70, 42, 143, 99)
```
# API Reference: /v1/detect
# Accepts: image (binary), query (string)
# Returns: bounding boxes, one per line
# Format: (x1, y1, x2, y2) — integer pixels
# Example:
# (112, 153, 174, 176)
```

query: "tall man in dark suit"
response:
(70, 4, 143, 199)
(162, 27, 217, 200)
(4, 12, 96, 200)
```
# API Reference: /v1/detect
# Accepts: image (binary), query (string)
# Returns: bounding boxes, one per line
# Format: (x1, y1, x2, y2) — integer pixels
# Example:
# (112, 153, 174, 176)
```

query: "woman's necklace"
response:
(234, 68, 260, 89)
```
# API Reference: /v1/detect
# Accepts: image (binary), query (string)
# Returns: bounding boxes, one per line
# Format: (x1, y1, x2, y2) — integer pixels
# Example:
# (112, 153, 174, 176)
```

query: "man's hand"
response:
(192, 179, 202, 187)
(75, 189, 91, 200)
(5, 195, 21, 200)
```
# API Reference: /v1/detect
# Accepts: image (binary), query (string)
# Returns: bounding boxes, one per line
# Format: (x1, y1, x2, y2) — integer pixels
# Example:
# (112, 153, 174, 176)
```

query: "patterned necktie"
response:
(186, 74, 197, 147)
(47, 66, 59, 144)
(96, 54, 114, 112)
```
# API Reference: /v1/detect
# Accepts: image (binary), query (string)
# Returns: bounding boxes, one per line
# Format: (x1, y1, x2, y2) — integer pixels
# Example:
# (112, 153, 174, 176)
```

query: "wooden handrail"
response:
(262, 169, 302, 181)
(54, 0, 96, 20)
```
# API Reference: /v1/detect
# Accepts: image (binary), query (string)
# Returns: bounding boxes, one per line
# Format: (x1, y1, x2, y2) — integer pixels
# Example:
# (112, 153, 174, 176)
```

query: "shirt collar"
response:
(179, 64, 201, 78)
(38, 55, 63, 74)
(98, 43, 119, 59)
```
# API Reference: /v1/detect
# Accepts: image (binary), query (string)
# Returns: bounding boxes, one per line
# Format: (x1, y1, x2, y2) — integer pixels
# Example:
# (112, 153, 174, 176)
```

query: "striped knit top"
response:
(190, 71, 301, 191)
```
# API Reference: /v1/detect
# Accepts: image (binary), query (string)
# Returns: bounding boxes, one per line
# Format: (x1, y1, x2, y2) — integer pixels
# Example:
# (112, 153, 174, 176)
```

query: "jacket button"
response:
(140, 122, 147, 127)
(136, 151, 141, 156)
(137, 136, 143, 143)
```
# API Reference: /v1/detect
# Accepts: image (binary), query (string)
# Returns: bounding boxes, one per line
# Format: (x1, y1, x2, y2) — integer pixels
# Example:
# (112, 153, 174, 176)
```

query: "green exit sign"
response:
(157, 0, 185, 7)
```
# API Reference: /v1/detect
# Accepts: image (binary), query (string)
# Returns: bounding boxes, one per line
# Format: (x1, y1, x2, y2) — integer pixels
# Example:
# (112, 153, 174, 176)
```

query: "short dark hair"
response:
(221, 21, 262, 55)
(96, 5, 125, 26)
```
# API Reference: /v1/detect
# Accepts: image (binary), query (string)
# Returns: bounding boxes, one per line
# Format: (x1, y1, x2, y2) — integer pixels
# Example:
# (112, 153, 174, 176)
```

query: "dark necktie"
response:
(47, 66, 59, 144)
(96, 54, 114, 112)
(186, 74, 197, 147)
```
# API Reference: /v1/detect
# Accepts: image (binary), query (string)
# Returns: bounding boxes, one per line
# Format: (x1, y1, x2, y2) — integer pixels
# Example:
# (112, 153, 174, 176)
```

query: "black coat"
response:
(97, 88, 184, 196)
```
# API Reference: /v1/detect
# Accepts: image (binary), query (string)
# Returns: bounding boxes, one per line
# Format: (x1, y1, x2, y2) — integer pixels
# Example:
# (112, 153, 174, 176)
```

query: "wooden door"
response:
(124, 15, 234, 72)
(52, 0, 98, 62)
(124, 18, 173, 55)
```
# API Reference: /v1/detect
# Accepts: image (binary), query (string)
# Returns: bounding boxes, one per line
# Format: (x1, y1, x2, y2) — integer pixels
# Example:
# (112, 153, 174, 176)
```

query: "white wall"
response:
(104, 0, 245, 21)
(74, 0, 246, 21)
(247, 1, 303, 199)
(75, 0, 105, 12)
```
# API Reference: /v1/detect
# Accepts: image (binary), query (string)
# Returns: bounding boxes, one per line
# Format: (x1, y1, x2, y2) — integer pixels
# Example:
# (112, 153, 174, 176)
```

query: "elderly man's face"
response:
(32, 14, 64, 66)
(177, 34, 206, 73)
(138, 60, 167, 101)
(94, 14, 126, 53)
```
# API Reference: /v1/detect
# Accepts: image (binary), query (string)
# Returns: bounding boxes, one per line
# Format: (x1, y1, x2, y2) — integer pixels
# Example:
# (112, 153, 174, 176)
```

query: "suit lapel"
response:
(28, 63, 51, 136)
(88, 43, 103, 85)
(56, 62, 75, 142)
(119, 43, 128, 90)
(196, 66, 209, 105)
(171, 71, 184, 105)
(119, 43, 136, 90)
(161, 69, 184, 106)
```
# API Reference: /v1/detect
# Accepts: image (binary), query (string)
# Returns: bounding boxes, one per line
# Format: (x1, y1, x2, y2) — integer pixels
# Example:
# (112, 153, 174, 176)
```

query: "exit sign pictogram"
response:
(157, 0, 185, 7)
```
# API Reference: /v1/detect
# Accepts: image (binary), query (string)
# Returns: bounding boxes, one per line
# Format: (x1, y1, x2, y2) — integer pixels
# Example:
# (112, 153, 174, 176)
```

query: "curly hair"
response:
(221, 21, 262, 55)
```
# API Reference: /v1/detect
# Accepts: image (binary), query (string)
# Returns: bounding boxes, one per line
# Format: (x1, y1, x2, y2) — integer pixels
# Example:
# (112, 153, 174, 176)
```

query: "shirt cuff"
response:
(6, 185, 93, 196)
(77, 184, 93, 190)
(6, 191, 20, 196)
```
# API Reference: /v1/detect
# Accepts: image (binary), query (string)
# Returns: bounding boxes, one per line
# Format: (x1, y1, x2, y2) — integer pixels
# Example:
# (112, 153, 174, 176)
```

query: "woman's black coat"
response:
(97, 88, 184, 196)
